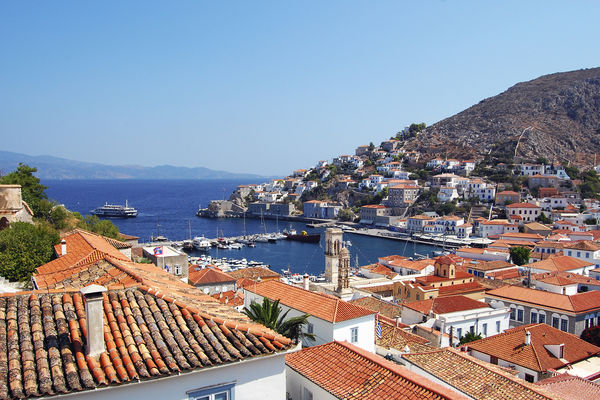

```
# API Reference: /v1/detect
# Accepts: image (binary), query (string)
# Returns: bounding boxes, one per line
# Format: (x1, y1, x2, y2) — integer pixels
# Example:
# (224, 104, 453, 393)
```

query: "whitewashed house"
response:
(401, 295, 510, 342)
(244, 280, 376, 351)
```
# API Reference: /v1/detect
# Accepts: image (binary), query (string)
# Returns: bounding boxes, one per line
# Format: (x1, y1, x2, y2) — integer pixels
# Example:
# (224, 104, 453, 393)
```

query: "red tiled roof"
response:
(506, 203, 541, 208)
(404, 295, 491, 315)
(285, 341, 466, 400)
(211, 290, 244, 307)
(246, 280, 375, 323)
(465, 324, 600, 373)
(525, 255, 594, 273)
(376, 319, 433, 354)
(227, 266, 281, 280)
(563, 240, 600, 251)
(486, 285, 600, 313)
(349, 296, 403, 319)
(0, 287, 292, 400)
(402, 348, 557, 400)
(188, 268, 236, 286)
(536, 373, 600, 399)
(437, 281, 486, 297)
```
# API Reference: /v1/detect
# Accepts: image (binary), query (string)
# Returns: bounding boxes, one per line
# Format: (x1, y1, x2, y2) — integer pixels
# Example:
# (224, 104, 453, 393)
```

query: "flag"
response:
(376, 314, 382, 339)
(153, 246, 163, 256)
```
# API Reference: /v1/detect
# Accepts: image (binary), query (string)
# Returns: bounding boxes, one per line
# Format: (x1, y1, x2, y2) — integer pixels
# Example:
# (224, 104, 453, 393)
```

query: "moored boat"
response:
(283, 229, 320, 243)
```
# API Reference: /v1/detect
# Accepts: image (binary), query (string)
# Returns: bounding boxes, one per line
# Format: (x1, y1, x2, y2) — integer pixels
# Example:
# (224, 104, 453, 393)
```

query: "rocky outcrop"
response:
(405, 67, 600, 165)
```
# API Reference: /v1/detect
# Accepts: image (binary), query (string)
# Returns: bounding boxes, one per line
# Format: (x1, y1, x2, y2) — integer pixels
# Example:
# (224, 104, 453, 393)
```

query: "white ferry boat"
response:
(90, 200, 138, 218)
(192, 236, 212, 251)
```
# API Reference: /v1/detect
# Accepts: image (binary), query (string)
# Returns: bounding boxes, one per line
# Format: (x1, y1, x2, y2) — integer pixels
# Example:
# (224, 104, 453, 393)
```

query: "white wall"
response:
(468, 349, 541, 382)
(333, 315, 375, 353)
(533, 281, 578, 295)
(438, 307, 510, 339)
(401, 307, 427, 325)
(68, 351, 289, 400)
(286, 366, 339, 400)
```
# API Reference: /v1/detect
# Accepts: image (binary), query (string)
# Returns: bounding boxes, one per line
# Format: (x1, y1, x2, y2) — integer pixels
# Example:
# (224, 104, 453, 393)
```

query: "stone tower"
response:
(324, 227, 344, 283)
(337, 246, 350, 293)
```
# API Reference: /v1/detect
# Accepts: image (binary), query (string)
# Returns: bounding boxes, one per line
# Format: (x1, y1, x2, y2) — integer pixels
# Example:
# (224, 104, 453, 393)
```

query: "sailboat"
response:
(152, 217, 168, 242)
(182, 220, 194, 251)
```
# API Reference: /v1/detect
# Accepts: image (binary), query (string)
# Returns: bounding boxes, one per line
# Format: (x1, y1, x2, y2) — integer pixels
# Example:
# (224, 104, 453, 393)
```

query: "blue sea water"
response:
(44, 179, 439, 276)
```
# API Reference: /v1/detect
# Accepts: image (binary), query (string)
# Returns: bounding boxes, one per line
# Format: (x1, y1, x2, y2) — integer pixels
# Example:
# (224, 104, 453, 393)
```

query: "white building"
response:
(437, 186, 459, 202)
(401, 295, 510, 342)
(244, 280, 376, 351)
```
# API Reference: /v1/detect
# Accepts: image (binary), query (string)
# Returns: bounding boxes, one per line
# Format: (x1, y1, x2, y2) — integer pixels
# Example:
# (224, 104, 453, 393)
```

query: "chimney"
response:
(61, 239, 67, 256)
(525, 330, 531, 346)
(303, 274, 310, 291)
(81, 284, 107, 357)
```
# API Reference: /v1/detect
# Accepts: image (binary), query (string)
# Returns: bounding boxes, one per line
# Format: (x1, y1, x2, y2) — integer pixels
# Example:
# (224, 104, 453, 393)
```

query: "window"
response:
(510, 306, 516, 320)
(351, 327, 358, 343)
(531, 311, 538, 323)
(525, 374, 535, 383)
(307, 323, 314, 334)
(304, 388, 313, 400)
(174, 264, 182, 275)
(457, 328, 462, 339)
(482, 323, 488, 336)
(496, 321, 501, 333)
(517, 308, 524, 322)
(188, 383, 234, 400)
(561, 318, 568, 332)
(538, 313, 546, 324)
(469, 325, 475, 334)
(552, 316, 559, 329)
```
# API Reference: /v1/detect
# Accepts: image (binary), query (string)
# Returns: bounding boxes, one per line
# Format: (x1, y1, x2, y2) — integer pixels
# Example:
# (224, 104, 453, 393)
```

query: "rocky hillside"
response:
(405, 67, 600, 166)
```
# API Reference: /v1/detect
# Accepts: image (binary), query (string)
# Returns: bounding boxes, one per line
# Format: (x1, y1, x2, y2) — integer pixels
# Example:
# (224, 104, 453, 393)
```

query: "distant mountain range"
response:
(405, 67, 600, 166)
(0, 151, 266, 180)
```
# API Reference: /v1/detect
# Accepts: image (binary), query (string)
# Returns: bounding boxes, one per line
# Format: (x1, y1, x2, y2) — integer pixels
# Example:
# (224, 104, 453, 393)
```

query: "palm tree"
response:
(243, 298, 316, 343)
(459, 331, 483, 345)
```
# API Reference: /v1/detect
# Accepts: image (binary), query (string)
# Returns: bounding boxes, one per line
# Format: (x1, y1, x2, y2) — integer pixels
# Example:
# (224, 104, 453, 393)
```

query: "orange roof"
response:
(403, 295, 490, 315)
(436, 281, 486, 297)
(536, 373, 600, 399)
(361, 204, 388, 209)
(532, 271, 597, 286)
(497, 190, 520, 195)
(525, 255, 594, 273)
(467, 260, 515, 271)
(486, 285, 600, 313)
(563, 240, 600, 251)
(403, 348, 557, 400)
(246, 280, 375, 323)
(211, 290, 244, 307)
(499, 232, 544, 240)
(506, 202, 541, 208)
(285, 341, 466, 400)
(227, 266, 281, 280)
(465, 324, 600, 373)
(188, 268, 236, 286)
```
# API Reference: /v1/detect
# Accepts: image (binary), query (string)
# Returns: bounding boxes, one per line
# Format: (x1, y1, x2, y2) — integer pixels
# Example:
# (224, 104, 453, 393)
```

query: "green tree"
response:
(459, 331, 483, 345)
(0, 163, 49, 217)
(581, 326, 600, 347)
(368, 142, 375, 152)
(0, 222, 59, 282)
(536, 213, 553, 225)
(338, 208, 355, 222)
(585, 217, 597, 225)
(510, 246, 531, 266)
(76, 215, 120, 239)
(243, 298, 315, 343)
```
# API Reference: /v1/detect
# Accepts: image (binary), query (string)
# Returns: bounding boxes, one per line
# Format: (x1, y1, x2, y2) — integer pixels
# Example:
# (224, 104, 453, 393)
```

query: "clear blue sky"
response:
(1, 1, 598, 176)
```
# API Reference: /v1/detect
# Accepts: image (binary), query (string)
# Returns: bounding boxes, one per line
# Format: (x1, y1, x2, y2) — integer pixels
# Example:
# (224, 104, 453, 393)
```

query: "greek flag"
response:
(376, 320, 382, 339)
(153, 246, 163, 256)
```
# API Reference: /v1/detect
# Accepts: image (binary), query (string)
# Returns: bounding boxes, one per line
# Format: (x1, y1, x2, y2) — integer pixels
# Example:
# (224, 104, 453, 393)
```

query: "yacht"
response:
(192, 236, 212, 251)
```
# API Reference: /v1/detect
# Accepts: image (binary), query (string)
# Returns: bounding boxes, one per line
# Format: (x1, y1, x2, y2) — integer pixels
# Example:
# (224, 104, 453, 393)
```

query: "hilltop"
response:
(404, 67, 600, 166)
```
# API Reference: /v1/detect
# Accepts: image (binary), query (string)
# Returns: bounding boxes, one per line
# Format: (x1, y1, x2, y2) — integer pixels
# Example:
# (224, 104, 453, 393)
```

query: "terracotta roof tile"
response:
(227, 266, 281, 280)
(286, 341, 466, 400)
(465, 323, 600, 372)
(349, 296, 403, 319)
(486, 285, 600, 313)
(536, 373, 600, 399)
(188, 268, 236, 286)
(525, 255, 594, 273)
(246, 280, 375, 323)
(402, 348, 557, 400)
(404, 296, 490, 315)
(0, 287, 292, 400)
(375, 319, 433, 353)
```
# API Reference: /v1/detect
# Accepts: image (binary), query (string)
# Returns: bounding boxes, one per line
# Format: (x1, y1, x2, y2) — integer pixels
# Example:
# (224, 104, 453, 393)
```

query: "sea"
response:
(44, 179, 439, 276)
